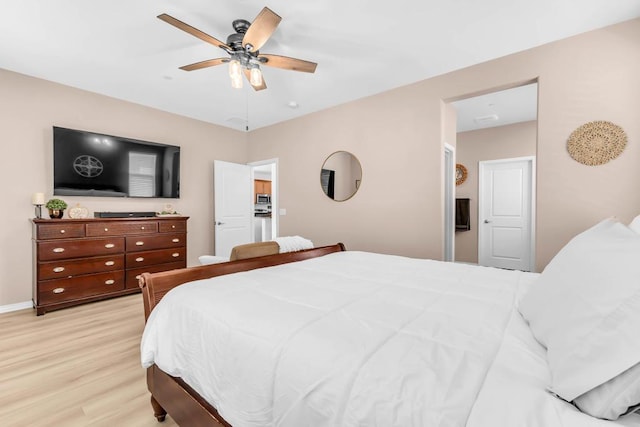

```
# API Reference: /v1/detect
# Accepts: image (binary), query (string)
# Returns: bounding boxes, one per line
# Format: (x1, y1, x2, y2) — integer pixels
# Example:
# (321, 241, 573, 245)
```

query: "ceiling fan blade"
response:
(158, 13, 229, 50)
(259, 54, 317, 73)
(243, 69, 267, 91)
(242, 7, 282, 52)
(180, 58, 228, 71)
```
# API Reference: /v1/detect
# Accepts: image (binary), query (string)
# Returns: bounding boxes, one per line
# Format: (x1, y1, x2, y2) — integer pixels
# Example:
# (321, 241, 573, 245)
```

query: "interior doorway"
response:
(448, 81, 538, 271)
(249, 159, 278, 243)
(213, 159, 278, 257)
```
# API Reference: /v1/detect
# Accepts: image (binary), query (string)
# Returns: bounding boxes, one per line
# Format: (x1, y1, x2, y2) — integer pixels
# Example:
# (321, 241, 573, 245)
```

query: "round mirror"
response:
(320, 151, 362, 201)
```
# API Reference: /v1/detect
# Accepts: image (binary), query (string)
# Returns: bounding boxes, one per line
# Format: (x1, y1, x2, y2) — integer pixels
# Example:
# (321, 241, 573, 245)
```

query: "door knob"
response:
(484, 219, 491, 223)
(216, 221, 225, 226)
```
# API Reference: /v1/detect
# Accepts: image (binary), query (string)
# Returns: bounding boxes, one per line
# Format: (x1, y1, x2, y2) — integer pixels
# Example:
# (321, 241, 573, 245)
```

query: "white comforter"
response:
(140, 251, 639, 426)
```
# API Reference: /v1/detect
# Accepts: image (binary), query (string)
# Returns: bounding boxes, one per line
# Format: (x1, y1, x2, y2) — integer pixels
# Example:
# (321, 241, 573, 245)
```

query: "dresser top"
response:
(32, 216, 189, 224)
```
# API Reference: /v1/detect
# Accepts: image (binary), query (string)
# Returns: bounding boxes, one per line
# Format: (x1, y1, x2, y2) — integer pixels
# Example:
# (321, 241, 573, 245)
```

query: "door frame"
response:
(248, 158, 279, 240)
(444, 143, 456, 262)
(477, 156, 536, 271)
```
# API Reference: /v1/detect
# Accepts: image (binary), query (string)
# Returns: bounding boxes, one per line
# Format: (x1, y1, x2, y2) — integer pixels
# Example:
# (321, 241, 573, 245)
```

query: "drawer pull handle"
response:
(53, 248, 65, 253)
(105, 243, 115, 249)
(104, 228, 109, 232)
(171, 225, 176, 229)
(105, 261, 115, 266)
(53, 287, 65, 294)
(136, 241, 144, 246)
(141, 226, 145, 230)
(172, 238, 180, 243)
(136, 257, 144, 262)
(53, 266, 65, 273)
(60, 229, 65, 234)
(105, 279, 115, 285)
(172, 252, 180, 258)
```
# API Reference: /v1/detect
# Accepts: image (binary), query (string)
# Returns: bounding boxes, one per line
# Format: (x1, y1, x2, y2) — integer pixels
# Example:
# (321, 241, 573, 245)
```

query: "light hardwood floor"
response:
(0, 294, 178, 426)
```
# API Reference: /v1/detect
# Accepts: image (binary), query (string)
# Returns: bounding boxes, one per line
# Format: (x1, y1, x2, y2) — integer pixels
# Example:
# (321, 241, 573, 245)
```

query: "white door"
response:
(214, 160, 253, 258)
(478, 157, 535, 271)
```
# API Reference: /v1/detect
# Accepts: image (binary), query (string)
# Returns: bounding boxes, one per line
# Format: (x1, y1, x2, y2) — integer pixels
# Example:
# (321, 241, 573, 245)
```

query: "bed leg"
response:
(150, 395, 167, 422)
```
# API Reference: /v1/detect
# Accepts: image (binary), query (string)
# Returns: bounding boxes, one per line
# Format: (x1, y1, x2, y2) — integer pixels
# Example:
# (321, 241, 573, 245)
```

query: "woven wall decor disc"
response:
(456, 164, 468, 186)
(567, 121, 627, 166)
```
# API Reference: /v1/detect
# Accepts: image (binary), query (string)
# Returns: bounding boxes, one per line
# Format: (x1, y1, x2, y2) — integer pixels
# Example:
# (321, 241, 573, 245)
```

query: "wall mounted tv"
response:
(53, 126, 180, 198)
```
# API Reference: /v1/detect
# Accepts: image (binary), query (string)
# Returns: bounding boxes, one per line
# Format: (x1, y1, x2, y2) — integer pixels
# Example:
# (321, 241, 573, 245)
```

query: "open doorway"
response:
(448, 82, 538, 271)
(249, 159, 278, 243)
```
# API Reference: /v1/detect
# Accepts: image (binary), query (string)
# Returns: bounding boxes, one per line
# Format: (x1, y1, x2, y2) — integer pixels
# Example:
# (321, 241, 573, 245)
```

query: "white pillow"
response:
(574, 362, 640, 420)
(630, 215, 640, 233)
(518, 219, 640, 403)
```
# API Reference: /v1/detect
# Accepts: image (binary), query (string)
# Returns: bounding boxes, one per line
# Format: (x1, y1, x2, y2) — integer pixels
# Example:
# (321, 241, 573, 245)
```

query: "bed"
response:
(139, 218, 640, 426)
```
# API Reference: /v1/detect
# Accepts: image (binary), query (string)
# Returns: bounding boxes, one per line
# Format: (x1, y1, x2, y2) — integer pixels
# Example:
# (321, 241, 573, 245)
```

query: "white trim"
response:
(443, 143, 456, 262)
(529, 157, 537, 271)
(0, 301, 32, 314)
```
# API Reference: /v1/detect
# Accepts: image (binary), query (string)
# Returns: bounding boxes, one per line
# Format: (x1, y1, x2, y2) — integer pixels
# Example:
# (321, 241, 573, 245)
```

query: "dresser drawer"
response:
(38, 255, 124, 281)
(37, 223, 85, 240)
(38, 238, 125, 261)
(126, 233, 186, 252)
(126, 247, 185, 269)
(125, 261, 185, 290)
(86, 221, 158, 237)
(159, 220, 186, 233)
(38, 271, 125, 305)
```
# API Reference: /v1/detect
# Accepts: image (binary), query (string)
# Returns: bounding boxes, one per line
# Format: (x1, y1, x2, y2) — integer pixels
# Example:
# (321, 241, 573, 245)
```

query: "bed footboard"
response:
(147, 365, 230, 426)
(139, 243, 346, 425)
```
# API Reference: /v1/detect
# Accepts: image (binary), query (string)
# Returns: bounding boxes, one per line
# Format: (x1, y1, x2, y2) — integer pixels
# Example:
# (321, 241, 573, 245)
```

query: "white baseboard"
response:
(0, 301, 33, 314)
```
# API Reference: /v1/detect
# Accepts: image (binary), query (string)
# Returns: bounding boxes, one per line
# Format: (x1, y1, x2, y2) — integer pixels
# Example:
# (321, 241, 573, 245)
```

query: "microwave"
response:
(256, 194, 270, 204)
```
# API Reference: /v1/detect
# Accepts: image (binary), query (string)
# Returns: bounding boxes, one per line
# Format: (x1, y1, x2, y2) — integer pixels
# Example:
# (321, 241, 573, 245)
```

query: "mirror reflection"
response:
(320, 151, 362, 201)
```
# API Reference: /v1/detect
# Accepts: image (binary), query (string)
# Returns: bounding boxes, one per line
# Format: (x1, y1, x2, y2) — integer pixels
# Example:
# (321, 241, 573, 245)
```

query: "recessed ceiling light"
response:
(287, 101, 299, 109)
(474, 114, 499, 124)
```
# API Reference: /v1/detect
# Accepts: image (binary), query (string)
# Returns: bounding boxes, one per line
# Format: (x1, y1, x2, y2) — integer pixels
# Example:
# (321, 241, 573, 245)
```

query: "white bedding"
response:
(466, 303, 640, 426)
(140, 251, 639, 426)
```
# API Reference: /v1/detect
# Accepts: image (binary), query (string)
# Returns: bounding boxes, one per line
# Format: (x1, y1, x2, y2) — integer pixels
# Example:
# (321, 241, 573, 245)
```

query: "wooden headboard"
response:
(139, 243, 346, 321)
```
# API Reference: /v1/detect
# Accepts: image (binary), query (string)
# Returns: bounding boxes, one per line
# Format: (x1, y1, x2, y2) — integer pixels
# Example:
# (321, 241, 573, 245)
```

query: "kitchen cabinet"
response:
(254, 179, 272, 195)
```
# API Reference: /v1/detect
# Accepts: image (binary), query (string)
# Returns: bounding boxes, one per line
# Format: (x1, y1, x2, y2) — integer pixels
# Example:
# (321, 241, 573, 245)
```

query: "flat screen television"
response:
(53, 126, 180, 198)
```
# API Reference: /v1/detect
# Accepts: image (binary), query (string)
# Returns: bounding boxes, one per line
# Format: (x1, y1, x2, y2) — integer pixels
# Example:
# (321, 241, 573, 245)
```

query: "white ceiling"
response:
(452, 83, 538, 132)
(1, 1, 638, 132)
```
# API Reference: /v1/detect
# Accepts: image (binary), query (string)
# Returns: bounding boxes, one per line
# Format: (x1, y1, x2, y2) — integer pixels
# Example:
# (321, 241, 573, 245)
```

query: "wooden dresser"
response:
(31, 216, 188, 315)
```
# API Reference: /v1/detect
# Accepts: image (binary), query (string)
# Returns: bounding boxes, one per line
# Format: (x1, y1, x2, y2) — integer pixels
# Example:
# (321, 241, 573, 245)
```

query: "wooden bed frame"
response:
(139, 243, 346, 426)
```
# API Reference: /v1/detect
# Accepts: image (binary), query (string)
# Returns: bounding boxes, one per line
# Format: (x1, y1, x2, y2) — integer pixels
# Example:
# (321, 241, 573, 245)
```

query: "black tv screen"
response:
(53, 127, 180, 198)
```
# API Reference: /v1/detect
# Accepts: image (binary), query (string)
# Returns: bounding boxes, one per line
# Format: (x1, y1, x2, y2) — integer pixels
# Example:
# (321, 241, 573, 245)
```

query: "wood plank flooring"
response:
(0, 294, 177, 426)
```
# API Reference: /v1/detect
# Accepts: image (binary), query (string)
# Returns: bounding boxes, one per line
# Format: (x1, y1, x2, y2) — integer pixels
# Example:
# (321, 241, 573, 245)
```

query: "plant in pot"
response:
(45, 198, 68, 219)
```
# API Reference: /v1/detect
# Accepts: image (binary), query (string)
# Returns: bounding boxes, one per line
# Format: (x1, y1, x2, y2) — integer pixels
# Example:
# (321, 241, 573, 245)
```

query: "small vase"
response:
(48, 209, 65, 219)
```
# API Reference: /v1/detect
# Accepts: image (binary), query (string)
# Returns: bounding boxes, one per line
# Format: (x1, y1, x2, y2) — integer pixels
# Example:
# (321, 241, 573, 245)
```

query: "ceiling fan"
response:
(158, 7, 317, 91)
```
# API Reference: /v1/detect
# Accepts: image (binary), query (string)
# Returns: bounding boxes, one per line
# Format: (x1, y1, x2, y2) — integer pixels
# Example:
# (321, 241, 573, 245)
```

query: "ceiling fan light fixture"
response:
(158, 7, 317, 92)
(228, 59, 242, 79)
(230, 74, 243, 89)
(249, 66, 263, 86)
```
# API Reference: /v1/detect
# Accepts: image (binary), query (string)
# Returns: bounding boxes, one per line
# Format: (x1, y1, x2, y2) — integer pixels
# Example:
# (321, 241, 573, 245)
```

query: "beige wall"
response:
(249, 18, 640, 271)
(248, 84, 443, 258)
(455, 121, 537, 263)
(2, 18, 640, 307)
(0, 69, 247, 306)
